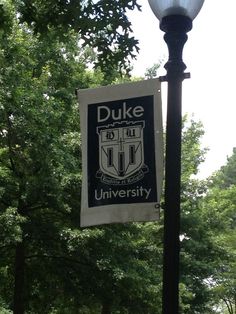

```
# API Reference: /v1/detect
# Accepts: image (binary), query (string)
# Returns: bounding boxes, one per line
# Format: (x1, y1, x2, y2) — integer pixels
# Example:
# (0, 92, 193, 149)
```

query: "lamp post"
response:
(148, 1, 204, 313)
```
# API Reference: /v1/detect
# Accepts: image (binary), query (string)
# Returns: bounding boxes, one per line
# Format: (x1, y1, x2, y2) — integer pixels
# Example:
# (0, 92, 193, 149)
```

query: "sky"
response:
(128, 0, 236, 178)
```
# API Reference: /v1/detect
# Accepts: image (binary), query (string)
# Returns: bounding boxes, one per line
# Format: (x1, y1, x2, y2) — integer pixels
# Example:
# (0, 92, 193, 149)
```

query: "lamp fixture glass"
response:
(148, 0, 204, 21)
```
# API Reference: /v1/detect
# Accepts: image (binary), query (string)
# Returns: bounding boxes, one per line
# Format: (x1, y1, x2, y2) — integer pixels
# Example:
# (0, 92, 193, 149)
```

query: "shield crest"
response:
(97, 121, 145, 180)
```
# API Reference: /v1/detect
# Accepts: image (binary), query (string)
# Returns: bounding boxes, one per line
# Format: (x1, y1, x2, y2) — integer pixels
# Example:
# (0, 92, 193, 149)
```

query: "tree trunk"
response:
(13, 241, 25, 314)
(101, 302, 111, 314)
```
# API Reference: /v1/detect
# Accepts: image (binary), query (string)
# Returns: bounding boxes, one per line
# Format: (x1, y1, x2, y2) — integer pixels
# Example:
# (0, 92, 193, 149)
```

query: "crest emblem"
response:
(97, 121, 148, 185)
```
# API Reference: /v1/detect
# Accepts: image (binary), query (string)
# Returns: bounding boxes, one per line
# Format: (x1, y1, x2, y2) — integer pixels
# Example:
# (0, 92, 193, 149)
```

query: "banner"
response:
(77, 79, 163, 227)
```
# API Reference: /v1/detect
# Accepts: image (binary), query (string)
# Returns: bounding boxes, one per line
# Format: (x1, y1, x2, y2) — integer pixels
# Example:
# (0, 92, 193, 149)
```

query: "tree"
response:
(0, 42, 219, 312)
(211, 147, 236, 188)
(144, 62, 163, 79)
(0, 3, 162, 313)
(0, 4, 228, 310)
(178, 117, 222, 313)
(0, 3, 102, 312)
(200, 149, 236, 314)
(12, 0, 141, 76)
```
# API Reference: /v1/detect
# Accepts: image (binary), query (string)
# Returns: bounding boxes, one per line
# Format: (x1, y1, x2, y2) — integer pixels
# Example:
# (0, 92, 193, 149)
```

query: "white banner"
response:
(77, 79, 163, 227)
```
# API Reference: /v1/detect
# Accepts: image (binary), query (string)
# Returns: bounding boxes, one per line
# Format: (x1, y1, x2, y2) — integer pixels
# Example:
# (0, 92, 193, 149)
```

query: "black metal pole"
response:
(161, 15, 192, 314)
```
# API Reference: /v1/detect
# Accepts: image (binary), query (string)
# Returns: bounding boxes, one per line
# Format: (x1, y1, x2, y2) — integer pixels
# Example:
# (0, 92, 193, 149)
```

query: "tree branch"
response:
(25, 254, 96, 270)
(0, 199, 11, 207)
(223, 298, 233, 314)
(6, 114, 17, 174)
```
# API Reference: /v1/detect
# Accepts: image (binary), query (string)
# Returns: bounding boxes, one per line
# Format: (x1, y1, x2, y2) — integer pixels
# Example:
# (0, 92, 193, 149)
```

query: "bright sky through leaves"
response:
(129, 0, 236, 178)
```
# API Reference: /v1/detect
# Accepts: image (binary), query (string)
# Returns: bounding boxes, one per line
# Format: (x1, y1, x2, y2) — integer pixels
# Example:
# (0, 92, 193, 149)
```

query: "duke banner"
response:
(77, 79, 163, 227)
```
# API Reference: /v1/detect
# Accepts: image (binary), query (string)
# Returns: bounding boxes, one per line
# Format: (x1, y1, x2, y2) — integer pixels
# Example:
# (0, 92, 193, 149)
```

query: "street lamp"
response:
(148, 1, 204, 313)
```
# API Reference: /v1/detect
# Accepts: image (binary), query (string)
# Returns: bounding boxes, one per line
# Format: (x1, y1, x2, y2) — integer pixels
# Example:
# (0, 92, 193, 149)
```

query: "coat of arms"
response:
(96, 121, 149, 185)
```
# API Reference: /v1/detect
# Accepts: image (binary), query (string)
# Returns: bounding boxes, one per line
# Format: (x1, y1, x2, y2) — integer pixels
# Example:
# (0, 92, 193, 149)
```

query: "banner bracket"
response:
(159, 72, 190, 82)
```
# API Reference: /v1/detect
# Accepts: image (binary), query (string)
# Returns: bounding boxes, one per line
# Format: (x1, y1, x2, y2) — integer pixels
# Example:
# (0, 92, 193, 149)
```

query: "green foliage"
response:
(0, 2, 235, 313)
(212, 147, 236, 188)
(0, 3, 163, 313)
(201, 152, 236, 314)
(144, 63, 161, 79)
(181, 116, 207, 181)
(0, 0, 14, 33)
(0, 4, 95, 312)
(57, 223, 163, 313)
(0, 207, 26, 246)
(12, 0, 141, 76)
(177, 117, 222, 313)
